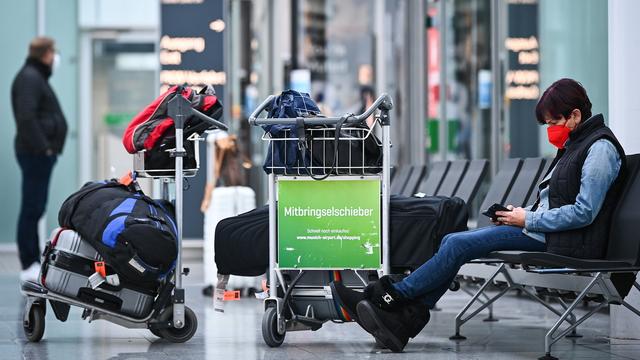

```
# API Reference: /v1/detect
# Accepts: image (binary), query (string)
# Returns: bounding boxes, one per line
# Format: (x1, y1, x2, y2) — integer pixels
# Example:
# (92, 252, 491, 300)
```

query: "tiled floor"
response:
(3, 255, 640, 360)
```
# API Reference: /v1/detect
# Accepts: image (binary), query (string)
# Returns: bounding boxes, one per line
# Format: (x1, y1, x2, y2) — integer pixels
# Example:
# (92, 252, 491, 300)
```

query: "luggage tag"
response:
(223, 291, 241, 301)
(106, 274, 120, 287)
(88, 272, 105, 289)
(94, 261, 107, 277)
(119, 171, 142, 192)
(214, 274, 231, 313)
(89, 262, 107, 289)
(119, 171, 134, 186)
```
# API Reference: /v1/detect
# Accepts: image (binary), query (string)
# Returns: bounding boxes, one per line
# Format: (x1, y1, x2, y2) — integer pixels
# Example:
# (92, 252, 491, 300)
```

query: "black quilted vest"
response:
(539, 114, 626, 259)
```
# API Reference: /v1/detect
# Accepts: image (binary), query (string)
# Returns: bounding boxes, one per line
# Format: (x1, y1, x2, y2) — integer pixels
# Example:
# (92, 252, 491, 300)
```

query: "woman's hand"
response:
(495, 205, 526, 228)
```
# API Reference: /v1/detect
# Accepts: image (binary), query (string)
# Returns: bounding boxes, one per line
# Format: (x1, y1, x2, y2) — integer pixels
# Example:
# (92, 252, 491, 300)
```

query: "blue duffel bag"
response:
(262, 90, 321, 174)
(58, 179, 177, 290)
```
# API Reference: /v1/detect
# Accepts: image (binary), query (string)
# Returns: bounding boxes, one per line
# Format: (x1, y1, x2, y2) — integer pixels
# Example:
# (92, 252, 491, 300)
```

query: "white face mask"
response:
(52, 52, 61, 71)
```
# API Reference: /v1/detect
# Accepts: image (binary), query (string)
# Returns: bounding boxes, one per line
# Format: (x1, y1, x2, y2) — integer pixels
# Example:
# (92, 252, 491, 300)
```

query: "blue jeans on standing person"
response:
(16, 153, 57, 269)
(393, 225, 546, 308)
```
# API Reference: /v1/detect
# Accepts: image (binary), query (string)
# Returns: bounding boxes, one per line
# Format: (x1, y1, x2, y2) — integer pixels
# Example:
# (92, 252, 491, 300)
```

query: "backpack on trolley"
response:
(122, 85, 223, 174)
(261, 90, 382, 177)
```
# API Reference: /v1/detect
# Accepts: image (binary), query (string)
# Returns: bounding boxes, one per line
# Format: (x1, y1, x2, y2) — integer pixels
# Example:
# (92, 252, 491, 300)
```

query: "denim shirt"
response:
(523, 139, 622, 242)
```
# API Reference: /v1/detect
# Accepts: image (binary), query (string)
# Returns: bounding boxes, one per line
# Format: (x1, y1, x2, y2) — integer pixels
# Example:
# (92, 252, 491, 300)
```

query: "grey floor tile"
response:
(0, 259, 636, 360)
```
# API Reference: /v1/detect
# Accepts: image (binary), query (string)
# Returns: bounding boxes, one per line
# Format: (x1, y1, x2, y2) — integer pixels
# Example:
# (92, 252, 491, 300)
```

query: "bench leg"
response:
(483, 295, 498, 322)
(539, 273, 606, 360)
(622, 300, 640, 317)
(460, 287, 499, 322)
(460, 283, 498, 321)
(558, 298, 582, 338)
(616, 281, 640, 328)
(514, 285, 579, 330)
(450, 264, 511, 340)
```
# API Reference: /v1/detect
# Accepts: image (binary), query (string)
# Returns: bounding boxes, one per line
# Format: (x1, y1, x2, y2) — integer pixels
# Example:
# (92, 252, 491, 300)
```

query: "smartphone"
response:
(482, 203, 511, 221)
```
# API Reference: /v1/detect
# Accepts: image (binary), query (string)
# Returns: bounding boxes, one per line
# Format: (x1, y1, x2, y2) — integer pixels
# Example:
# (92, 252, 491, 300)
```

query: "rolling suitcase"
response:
(41, 228, 156, 318)
(204, 186, 256, 284)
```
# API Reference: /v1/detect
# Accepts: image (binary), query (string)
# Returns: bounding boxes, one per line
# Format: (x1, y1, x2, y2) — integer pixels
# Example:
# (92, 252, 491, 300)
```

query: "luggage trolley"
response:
(248, 94, 393, 346)
(20, 93, 227, 343)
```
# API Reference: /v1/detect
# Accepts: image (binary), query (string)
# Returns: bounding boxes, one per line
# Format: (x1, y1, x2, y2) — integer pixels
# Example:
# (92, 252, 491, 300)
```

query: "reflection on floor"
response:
(3, 260, 640, 360)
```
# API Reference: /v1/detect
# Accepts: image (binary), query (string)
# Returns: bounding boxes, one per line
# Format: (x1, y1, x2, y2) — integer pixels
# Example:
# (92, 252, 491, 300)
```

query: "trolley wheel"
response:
(156, 306, 198, 343)
(262, 306, 285, 347)
(24, 304, 45, 342)
(449, 280, 461, 292)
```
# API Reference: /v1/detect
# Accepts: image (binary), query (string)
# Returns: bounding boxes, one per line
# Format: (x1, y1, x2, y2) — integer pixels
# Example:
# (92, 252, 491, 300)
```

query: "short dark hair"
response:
(28, 37, 55, 60)
(535, 78, 592, 124)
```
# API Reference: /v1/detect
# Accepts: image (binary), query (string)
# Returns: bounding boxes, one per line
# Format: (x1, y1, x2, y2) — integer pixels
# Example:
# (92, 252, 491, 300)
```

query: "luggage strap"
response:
(295, 115, 347, 181)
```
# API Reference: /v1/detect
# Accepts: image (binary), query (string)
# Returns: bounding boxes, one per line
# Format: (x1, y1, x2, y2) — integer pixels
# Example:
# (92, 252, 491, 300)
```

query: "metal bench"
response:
(446, 159, 488, 205)
(401, 165, 426, 197)
(390, 166, 413, 195)
(452, 154, 640, 360)
(412, 159, 488, 204)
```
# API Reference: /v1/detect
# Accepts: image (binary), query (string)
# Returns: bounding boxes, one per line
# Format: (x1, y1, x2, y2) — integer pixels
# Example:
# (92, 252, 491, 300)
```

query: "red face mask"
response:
(547, 125, 571, 149)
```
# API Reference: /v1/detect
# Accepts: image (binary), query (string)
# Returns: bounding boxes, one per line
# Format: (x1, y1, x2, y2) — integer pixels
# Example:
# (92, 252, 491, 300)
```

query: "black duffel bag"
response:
(215, 205, 269, 276)
(144, 133, 199, 176)
(306, 123, 382, 175)
(214, 196, 467, 276)
(58, 179, 178, 289)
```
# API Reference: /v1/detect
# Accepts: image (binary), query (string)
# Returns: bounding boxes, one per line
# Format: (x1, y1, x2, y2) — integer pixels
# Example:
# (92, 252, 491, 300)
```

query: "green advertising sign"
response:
(278, 178, 381, 269)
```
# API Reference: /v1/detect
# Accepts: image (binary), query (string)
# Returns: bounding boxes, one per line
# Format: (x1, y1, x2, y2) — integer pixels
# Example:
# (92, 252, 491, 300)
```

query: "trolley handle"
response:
(248, 93, 393, 126)
(167, 93, 229, 131)
(191, 107, 228, 131)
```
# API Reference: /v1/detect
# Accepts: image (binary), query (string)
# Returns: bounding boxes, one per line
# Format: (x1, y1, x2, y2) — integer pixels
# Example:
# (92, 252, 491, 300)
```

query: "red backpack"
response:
(122, 85, 223, 154)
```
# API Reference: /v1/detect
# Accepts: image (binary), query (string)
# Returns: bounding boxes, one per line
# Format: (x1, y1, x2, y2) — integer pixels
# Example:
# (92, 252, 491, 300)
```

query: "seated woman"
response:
(331, 78, 626, 352)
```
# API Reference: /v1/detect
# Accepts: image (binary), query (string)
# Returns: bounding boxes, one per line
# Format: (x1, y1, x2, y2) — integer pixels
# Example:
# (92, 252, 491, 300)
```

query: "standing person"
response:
(12, 37, 67, 282)
(331, 78, 626, 352)
(200, 132, 256, 297)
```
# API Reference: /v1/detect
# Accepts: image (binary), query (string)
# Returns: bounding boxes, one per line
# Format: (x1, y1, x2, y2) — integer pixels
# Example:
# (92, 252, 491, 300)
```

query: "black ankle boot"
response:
(363, 275, 406, 310)
(330, 275, 412, 321)
(330, 281, 365, 321)
(356, 276, 430, 352)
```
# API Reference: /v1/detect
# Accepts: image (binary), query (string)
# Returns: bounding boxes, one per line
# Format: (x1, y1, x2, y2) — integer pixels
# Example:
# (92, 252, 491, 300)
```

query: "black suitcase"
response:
(214, 196, 468, 276)
(389, 195, 468, 272)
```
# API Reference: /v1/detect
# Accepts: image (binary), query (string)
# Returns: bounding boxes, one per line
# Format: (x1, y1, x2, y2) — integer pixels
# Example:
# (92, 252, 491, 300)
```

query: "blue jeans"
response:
(393, 225, 546, 308)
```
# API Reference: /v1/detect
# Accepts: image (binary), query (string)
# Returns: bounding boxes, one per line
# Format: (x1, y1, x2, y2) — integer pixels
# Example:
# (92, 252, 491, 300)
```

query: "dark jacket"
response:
(11, 57, 67, 155)
(542, 114, 626, 259)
